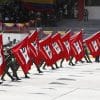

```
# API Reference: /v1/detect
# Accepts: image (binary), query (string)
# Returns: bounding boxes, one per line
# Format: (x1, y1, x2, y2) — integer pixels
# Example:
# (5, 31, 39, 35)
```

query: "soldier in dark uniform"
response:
(84, 9, 88, 21)
(83, 43, 92, 63)
(1, 47, 20, 81)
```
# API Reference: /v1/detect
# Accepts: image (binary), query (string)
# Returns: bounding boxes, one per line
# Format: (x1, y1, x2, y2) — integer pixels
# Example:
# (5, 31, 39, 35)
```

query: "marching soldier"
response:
(1, 47, 21, 81)
(83, 43, 92, 63)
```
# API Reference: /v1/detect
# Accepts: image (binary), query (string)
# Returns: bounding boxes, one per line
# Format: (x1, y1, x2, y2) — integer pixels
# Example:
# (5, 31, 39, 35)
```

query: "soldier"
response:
(83, 9, 88, 21)
(83, 43, 92, 63)
(1, 47, 20, 81)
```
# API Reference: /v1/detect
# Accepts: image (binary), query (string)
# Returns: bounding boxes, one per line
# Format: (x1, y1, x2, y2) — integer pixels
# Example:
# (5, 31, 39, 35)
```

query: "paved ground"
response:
(0, 59, 100, 100)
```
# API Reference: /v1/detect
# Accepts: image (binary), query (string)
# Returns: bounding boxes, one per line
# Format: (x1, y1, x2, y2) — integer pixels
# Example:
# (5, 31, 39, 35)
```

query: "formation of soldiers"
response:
(0, 30, 100, 85)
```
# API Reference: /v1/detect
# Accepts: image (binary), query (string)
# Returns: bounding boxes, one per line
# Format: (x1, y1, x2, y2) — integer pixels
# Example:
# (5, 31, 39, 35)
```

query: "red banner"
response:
(70, 31, 85, 61)
(61, 30, 71, 60)
(85, 32, 100, 57)
(0, 34, 6, 76)
(11, 36, 32, 74)
(28, 31, 40, 64)
(51, 33, 64, 61)
(39, 35, 55, 66)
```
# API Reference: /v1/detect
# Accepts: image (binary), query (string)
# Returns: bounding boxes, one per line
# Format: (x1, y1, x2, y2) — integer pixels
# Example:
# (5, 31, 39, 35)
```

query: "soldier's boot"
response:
(13, 73, 21, 80)
(55, 63, 59, 69)
(8, 73, 15, 81)
(38, 69, 43, 73)
(71, 63, 75, 66)
(1, 73, 6, 81)
(60, 59, 64, 67)
(36, 65, 43, 73)
(0, 81, 3, 84)
(15, 75, 21, 80)
(80, 60, 85, 63)
(25, 74, 30, 78)
(51, 66, 55, 70)
(42, 63, 46, 70)
(1, 77, 6, 81)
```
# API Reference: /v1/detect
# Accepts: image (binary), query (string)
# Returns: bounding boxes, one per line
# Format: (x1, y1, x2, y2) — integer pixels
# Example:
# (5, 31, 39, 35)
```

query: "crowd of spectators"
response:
(0, 0, 58, 27)
(0, 0, 29, 23)
(0, 0, 79, 27)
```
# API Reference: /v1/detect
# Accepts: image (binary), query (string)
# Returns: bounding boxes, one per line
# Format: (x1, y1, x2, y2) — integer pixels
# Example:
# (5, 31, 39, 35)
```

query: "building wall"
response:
(86, 6, 100, 19)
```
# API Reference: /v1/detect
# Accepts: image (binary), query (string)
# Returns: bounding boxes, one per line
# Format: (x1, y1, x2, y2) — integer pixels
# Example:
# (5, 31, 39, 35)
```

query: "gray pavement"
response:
(0, 60, 100, 100)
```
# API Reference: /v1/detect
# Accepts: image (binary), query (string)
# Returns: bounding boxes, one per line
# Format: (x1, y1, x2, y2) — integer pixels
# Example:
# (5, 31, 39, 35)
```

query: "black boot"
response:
(0, 81, 3, 84)
(16, 77, 21, 80)
(55, 63, 59, 69)
(25, 74, 30, 78)
(1, 77, 6, 81)
(38, 70, 43, 73)
(51, 66, 55, 70)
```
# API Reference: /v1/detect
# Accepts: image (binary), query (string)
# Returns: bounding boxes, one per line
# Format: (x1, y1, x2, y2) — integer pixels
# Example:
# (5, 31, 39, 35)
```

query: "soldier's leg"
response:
(35, 61, 43, 73)
(0, 81, 3, 84)
(51, 65, 55, 70)
(6, 71, 15, 81)
(1, 66, 15, 81)
(25, 73, 30, 78)
(86, 54, 92, 63)
(14, 64, 19, 72)
(60, 58, 64, 67)
(10, 65, 21, 80)
(79, 60, 85, 63)
(55, 62, 59, 68)
(36, 64, 43, 73)
(42, 62, 47, 69)
(69, 57, 75, 66)
(84, 55, 89, 63)
(1, 65, 9, 81)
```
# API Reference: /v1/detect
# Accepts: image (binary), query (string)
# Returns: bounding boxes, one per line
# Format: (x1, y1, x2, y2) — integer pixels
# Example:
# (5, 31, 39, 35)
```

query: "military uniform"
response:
(84, 44, 92, 63)
(1, 48, 20, 81)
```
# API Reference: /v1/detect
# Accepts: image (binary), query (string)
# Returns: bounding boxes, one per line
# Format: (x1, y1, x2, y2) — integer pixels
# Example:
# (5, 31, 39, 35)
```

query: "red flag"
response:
(61, 30, 71, 60)
(85, 32, 100, 57)
(70, 31, 85, 61)
(11, 36, 32, 74)
(28, 31, 40, 64)
(0, 34, 6, 76)
(51, 33, 64, 61)
(39, 35, 55, 66)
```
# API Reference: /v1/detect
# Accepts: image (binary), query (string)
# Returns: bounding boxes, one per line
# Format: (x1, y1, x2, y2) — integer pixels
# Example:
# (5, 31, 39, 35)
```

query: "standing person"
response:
(1, 48, 16, 81)
(83, 43, 92, 63)
(84, 9, 88, 21)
